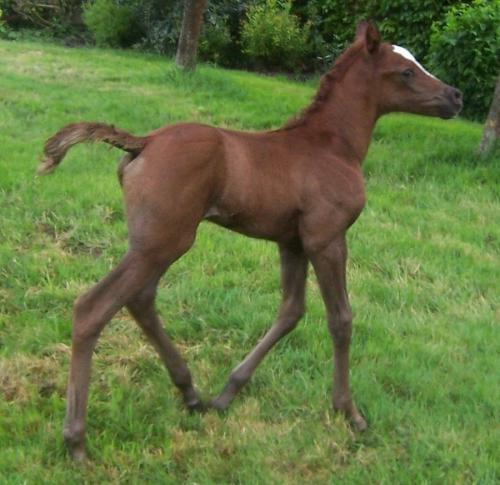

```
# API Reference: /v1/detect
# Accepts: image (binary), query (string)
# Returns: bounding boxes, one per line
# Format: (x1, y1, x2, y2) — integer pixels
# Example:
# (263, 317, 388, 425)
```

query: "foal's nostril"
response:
(445, 86, 463, 107)
(452, 88, 463, 103)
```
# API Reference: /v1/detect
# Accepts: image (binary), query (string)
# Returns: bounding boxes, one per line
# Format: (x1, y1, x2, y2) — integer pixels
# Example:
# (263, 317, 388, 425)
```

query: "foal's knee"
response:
(327, 309, 352, 343)
(71, 294, 103, 344)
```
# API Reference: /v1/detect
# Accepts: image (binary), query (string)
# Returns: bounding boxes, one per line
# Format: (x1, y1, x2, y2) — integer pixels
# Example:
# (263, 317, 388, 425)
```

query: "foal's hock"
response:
(38, 22, 462, 461)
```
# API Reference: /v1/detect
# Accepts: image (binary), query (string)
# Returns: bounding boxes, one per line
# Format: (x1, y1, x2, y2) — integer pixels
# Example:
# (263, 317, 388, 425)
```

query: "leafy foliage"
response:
(0, 7, 8, 38)
(130, 0, 183, 54)
(0, 0, 84, 35)
(199, 21, 233, 66)
(83, 0, 135, 47)
(198, 0, 252, 67)
(427, 0, 500, 121)
(241, 0, 311, 71)
(358, 0, 470, 60)
(293, 0, 470, 61)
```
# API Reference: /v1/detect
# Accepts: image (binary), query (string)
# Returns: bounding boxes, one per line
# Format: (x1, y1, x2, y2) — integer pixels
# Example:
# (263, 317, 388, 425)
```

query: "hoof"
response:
(71, 447, 88, 463)
(66, 442, 88, 463)
(185, 398, 206, 413)
(333, 398, 367, 432)
(351, 413, 368, 432)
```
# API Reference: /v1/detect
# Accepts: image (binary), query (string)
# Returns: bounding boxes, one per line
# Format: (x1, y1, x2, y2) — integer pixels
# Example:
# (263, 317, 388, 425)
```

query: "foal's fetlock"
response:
(210, 378, 243, 411)
(63, 428, 88, 462)
(332, 393, 353, 410)
(209, 394, 232, 411)
(222, 370, 249, 398)
(210, 385, 238, 411)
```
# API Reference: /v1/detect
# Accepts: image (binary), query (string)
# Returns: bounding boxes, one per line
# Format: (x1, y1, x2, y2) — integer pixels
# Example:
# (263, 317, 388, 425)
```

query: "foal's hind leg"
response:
(211, 242, 308, 410)
(63, 250, 167, 461)
(127, 280, 203, 411)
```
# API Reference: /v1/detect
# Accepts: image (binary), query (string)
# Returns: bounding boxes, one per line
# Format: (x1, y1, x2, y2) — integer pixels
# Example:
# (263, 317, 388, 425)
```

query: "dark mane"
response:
(282, 41, 365, 130)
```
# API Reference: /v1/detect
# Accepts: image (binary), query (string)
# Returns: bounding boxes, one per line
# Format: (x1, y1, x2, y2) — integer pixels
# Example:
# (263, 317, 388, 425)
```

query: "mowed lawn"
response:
(0, 40, 498, 484)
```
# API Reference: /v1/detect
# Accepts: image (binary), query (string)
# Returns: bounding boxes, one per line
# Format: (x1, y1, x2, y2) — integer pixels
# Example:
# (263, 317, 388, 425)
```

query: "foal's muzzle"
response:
(438, 86, 463, 119)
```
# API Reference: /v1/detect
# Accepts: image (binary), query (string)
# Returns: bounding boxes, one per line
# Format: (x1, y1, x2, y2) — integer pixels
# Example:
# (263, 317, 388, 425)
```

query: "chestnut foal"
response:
(38, 22, 462, 461)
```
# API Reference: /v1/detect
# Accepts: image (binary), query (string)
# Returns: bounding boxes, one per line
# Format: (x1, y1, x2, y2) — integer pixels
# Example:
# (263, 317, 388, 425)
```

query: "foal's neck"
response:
(301, 67, 379, 165)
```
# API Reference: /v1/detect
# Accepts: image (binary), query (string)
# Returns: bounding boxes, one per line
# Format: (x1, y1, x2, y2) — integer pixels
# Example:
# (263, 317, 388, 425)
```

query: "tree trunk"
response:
(176, 0, 207, 71)
(478, 75, 500, 157)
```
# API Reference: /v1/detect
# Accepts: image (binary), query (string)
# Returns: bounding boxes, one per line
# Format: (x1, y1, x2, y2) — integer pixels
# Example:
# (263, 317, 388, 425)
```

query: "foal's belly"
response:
(204, 206, 300, 243)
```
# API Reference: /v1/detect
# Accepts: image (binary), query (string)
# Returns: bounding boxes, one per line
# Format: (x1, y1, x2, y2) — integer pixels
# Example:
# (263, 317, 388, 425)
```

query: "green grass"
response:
(0, 40, 499, 484)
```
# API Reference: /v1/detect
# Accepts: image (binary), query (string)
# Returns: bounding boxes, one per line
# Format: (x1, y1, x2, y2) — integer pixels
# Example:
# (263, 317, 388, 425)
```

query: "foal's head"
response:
(354, 22, 462, 119)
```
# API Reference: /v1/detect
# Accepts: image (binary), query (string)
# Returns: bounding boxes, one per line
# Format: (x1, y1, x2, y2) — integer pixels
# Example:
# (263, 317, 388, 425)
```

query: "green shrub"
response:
(199, 22, 233, 66)
(198, 1, 249, 67)
(130, 0, 183, 54)
(294, 1, 469, 62)
(428, 0, 500, 120)
(0, 8, 7, 38)
(1, 0, 85, 36)
(359, 0, 469, 60)
(83, 0, 135, 47)
(241, 0, 311, 72)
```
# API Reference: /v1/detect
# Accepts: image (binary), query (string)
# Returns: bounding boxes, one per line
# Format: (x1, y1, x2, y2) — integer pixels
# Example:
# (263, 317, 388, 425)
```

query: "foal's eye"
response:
(402, 68, 414, 79)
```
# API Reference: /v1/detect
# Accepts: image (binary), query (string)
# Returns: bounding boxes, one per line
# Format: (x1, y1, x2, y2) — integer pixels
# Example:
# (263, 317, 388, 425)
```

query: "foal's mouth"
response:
(425, 95, 463, 119)
(439, 99, 463, 119)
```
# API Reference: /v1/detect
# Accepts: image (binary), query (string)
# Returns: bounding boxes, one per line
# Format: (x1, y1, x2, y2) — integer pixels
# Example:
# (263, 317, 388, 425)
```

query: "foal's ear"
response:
(355, 21, 380, 54)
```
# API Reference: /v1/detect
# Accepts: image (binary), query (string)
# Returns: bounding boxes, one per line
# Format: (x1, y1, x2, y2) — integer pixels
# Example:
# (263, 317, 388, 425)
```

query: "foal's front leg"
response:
(309, 236, 367, 431)
(211, 242, 308, 410)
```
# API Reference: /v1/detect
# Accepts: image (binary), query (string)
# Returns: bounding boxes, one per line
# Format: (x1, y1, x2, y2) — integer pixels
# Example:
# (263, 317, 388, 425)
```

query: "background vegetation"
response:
(0, 39, 499, 483)
(1, 0, 499, 119)
(427, 0, 499, 120)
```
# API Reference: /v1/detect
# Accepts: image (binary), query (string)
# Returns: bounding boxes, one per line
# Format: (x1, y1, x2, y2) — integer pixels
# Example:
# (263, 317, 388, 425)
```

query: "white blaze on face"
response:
(392, 45, 437, 80)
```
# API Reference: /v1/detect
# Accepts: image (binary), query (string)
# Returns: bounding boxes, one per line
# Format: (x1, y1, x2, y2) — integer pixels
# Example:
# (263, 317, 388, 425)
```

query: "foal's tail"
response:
(37, 122, 148, 175)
